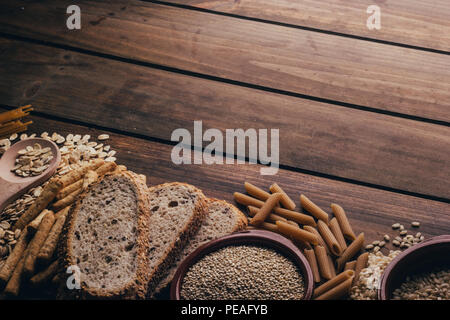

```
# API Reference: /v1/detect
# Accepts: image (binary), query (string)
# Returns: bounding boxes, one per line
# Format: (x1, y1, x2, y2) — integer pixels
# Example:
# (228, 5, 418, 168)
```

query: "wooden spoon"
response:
(0, 138, 61, 213)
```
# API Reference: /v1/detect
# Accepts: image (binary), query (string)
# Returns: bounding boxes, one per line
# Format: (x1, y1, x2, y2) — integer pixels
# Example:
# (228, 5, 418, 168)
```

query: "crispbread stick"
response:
(248, 206, 287, 223)
(13, 179, 62, 231)
(317, 220, 342, 256)
(329, 217, 348, 251)
(353, 252, 369, 286)
(0, 228, 29, 286)
(57, 158, 104, 188)
(26, 209, 52, 234)
(300, 194, 329, 224)
(304, 225, 331, 255)
(344, 261, 357, 271)
(56, 179, 83, 200)
(304, 248, 321, 283)
(315, 276, 354, 300)
(336, 233, 365, 272)
(37, 208, 69, 265)
(249, 193, 282, 226)
(30, 260, 60, 286)
(276, 221, 318, 245)
(313, 270, 355, 298)
(95, 161, 117, 176)
(3, 247, 29, 296)
(234, 192, 264, 208)
(271, 207, 316, 227)
(23, 212, 55, 276)
(331, 203, 356, 241)
(52, 188, 82, 211)
(314, 245, 333, 280)
(244, 182, 271, 201)
(269, 183, 296, 210)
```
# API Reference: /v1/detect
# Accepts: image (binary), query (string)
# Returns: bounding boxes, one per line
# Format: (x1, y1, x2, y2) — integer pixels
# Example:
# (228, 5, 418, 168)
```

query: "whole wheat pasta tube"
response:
(304, 225, 330, 255)
(0, 228, 29, 285)
(249, 193, 282, 226)
(329, 217, 347, 251)
(304, 248, 321, 283)
(300, 194, 328, 224)
(336, 233, 365, 272)
(272, 207, 316, 227)
(276, 221, 318, 245)
(315, 276, 353, 300)
(23, 212, 55, 277)
(313, 270, 355, 298)
(52, 188, 83, 211)
(13, 179, 62, 231)
(57, 158, 104, 188)
(317, 220, 342, 256)
(244, 182, 271, 201)
(344, 261, 357, 271)
(314, 245, 333, 280)
(353, 252, 369, 286)
(327, 254, 336, 277)
(269, 183, 296, 210)
(247, 206, 287, 223)
(259, 222, 279, 233)
(331, 203, 356, 241)
(3, 247, 29, 296)
(234, 192, 264, 208)
(30, 260, 60, 286)
(37, 208, 69, 265)
(26, 209, 52, 234)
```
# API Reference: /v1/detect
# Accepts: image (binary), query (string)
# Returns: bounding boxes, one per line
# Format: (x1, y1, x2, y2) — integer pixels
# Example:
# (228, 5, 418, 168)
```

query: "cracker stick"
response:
(30, 260, 60, 286)
(269, 183, 296, 210)
(52, 188, 82, 211)
(13, 179, 62, 231)
(23, 212, 55, 277)
(248, 205, 287, 223)
(0, 228, 29, 286)
(336, 233, 365, 272)
(4, 247, 29, 296)
(37, 208, 69, 265)
(275, 221, 318, 245)
(313, 270, 355, 298)
(249, 193, 282, 226)
(57, 158, 104, 188)
(331, 203, 356, 241)
(244, 182, 272, 201)
(300, 194, 329, 224)
(26, 209, 52, 234)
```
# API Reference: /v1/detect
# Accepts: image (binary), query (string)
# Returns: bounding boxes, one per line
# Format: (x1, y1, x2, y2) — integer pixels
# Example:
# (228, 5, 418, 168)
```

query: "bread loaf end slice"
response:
(146, 182, 207, 297)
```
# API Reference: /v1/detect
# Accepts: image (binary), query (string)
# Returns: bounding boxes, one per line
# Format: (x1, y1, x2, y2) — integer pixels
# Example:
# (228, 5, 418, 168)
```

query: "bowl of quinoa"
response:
(170, 229, 314, 300)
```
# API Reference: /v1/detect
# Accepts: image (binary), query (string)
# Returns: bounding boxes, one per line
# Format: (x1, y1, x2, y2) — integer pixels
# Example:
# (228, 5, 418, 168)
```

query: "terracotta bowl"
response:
(378, 235, 450, 300)
(170, 229, 314, 300)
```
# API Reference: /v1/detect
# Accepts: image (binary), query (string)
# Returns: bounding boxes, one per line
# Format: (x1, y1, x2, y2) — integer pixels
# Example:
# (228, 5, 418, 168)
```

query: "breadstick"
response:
(56, 179, 83, 200)
(96, 161, 117, 176)
(344, 260, 357, 271)
(329, 217, 347, 251)
(244, 182, 271, 201)
(26, 209, 52, 234)
(0, 228, 29, 286)
(313, 270, 355, 298)
(331, 203, 356, 241)
(23, 212, 55, 277)
(304, 225, 331, 255)
(314, 245, 333, 280)
(248, 206, 287, 223)
(3, 247, 29, 296)
(269, 183, 296, 210)
(336, 233, 365, 272)
(304, 248, 321, 283)
(30, 260, 60, 286)
(315, 276, 353, 300)
(57, 158, 104, 188)
(52, 188, 82, 211)
(234, 192, 264, 207)
(82, 170, 98, 190)
(353, 252, 369, 286)
(37, 208, 69, 265)
(276, 221, 318, 245)
(271, 207, 316, 227)
(317, 220, 342, 256)
(249, 193, 282, 226)
(300, 194, 329, 224)
(54, 206, 71, 218)
(13, 179, 62, 231)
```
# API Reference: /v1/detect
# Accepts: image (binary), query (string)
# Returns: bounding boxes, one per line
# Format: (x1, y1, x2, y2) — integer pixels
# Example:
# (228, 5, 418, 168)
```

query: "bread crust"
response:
(145, 182, 208, 298)
(59, 170, 151, 299)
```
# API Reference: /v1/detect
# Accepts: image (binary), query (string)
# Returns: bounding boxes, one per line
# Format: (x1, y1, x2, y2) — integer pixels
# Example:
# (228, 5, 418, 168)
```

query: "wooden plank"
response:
(0, 38, 449, 199)
(167, 0, 450, 52)
(0, 0, 450, 122)
(2, 109, 448, 244)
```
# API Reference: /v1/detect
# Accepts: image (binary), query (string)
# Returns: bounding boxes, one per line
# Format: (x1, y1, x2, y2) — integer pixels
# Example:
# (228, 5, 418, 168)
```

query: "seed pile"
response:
(392, 268, 450, 300)
(349, 250, 401, 300)
(365, 222, 425, 253)
(180, 245, 305, 300)
(12, 143, 53, 177)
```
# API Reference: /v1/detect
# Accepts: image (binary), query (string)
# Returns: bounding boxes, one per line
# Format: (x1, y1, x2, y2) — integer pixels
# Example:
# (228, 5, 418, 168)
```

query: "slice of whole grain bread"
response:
(153, 198, 248, 296)
(60, 170, 150, 299)
(145, 182, 207, 297)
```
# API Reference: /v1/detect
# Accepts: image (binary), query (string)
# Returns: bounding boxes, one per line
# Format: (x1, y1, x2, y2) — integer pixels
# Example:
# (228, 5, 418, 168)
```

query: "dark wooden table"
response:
(0, 0, 449, 254)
